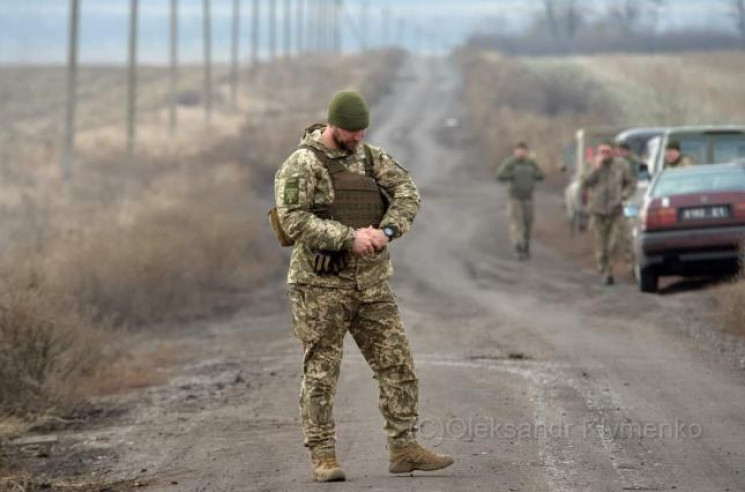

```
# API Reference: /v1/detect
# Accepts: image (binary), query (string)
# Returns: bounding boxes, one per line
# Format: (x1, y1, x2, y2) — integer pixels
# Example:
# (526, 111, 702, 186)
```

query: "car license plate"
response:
(680, 206, 730, 221)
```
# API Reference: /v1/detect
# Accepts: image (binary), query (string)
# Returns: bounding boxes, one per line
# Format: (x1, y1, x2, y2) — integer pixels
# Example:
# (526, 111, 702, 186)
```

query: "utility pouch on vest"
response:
(267, 207, 295, 247)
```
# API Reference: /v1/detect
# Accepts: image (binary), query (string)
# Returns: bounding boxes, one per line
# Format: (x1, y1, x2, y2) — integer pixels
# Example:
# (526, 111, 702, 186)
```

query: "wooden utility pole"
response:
(284, 0, 292, 57)
(203, 0, 212, 125)
(319, 0, 328, 52)
(308, 0, 318, 52)
(230, 0, 240, 107)
(381, 8, 390, 48)
(62, 0, 80, 181)
(396, 17, 405, 49)
(332, 0, 342, 53)
(169, 0, 179, 135)
(269, 0, 277, 61)
(251, 0, 260, 68)
(127, 0, 139, 160)
(360, 1, 369, 51)
(296, 0, 304, 54)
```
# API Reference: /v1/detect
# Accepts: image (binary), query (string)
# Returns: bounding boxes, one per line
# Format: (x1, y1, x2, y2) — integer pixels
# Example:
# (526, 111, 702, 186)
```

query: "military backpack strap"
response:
(363, 144, 375, 178)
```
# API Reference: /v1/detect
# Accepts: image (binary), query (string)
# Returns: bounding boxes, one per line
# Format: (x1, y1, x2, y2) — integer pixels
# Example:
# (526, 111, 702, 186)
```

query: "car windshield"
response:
(652, 168, 745, 197)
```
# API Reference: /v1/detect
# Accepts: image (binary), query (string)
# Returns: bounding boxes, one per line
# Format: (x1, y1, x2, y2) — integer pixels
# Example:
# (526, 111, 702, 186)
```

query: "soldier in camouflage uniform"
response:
(664, 139, 694, 169)
(274, 90, 454, 482)
(496, 142, 545, 261)
(582, 141, 637, 285)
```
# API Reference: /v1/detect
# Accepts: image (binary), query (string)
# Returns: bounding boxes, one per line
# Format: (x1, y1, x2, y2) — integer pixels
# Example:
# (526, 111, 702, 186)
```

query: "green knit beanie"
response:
(327, 90, 370, 131)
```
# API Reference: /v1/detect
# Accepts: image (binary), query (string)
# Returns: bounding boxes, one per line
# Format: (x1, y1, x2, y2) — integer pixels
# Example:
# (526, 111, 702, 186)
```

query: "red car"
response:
(633, 163, 745, 293)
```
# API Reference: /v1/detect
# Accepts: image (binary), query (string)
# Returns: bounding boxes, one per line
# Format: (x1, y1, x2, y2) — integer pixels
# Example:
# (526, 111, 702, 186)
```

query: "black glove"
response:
(312, 250, 349, 276)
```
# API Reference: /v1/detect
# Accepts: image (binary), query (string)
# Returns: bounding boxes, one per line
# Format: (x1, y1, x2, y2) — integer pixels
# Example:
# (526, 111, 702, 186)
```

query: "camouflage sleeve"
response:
(373, 149, 421, 238)
(532, 160, 546, 181)
(621, 162, 638, 200)
(496, 158, 514, 181)
(274, 151, 356, 251)
(582, 165, 600, 188)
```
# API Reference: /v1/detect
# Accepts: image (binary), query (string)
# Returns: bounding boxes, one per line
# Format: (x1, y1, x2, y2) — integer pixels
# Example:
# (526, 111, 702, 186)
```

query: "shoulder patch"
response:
(284, 177, 300, 205)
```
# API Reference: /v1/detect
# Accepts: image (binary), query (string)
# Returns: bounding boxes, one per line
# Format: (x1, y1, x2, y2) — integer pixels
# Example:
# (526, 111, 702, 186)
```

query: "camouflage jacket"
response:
(664, 155, 694, 169)
(274, 126, 421, 289)
(582, 157, 637, 216)
(496, 157, 545, 200)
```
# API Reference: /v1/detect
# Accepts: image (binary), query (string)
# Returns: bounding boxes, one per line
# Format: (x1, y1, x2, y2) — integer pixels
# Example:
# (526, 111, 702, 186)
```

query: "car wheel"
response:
(638, 266, 658, 293)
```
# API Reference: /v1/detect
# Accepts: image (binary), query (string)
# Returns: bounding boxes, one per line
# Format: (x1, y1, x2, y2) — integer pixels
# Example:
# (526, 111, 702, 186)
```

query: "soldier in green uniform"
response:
(274, 90, 454, 482)
(664, 139, 694, 169)
(496, 142, 545, 260)
(582, 141, 637, 285)
(616, 141, 641, 177)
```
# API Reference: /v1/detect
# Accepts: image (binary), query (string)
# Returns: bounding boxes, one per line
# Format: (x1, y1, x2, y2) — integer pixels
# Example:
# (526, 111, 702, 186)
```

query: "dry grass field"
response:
(0, 50, 405, 422)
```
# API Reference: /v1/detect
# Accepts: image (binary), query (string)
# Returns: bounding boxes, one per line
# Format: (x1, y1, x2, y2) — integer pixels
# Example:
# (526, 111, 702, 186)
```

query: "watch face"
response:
(384, 227, 394, 238)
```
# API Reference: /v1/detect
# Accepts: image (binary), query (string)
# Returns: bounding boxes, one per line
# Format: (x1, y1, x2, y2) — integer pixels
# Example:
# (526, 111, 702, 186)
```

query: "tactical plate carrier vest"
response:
(301, 144, 389, 229)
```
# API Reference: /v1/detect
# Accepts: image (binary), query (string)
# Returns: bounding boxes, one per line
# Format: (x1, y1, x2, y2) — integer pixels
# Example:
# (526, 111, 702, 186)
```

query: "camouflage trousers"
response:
(589, 212, 623, 277)
(288, 281, 418, 457)
(508, 197, 534, 251)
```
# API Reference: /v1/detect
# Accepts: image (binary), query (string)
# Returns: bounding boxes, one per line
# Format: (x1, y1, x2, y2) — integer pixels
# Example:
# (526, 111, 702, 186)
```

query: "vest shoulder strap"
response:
(299, 143, 376, 178)
(363, 144, 375, 178)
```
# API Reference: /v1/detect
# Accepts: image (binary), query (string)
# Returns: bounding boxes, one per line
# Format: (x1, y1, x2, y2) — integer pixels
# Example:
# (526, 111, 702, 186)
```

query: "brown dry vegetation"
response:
(458, 50, 620, 188)
(720, 250, 745, 337)
(545, 51, 745, 126)
(0, 50, 405, 421)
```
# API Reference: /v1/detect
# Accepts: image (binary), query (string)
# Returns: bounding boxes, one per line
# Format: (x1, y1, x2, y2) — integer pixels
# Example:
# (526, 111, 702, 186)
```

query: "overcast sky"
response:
(0, 0, 737, 64)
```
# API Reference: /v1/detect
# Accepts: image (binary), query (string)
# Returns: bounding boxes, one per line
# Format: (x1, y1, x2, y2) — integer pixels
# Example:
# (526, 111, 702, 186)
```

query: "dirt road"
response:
(21, 56, 745, 491)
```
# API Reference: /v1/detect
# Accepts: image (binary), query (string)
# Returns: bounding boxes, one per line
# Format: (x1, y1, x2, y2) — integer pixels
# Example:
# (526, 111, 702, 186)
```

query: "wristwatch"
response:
(382, 226, 397, 241)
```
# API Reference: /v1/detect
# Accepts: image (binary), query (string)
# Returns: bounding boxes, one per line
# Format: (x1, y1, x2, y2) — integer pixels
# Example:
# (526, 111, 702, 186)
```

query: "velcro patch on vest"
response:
(284, 178, 300, 205)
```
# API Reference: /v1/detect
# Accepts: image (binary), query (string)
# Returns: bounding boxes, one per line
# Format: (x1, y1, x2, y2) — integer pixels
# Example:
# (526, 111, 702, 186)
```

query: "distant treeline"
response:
(466, 30, 745, 56)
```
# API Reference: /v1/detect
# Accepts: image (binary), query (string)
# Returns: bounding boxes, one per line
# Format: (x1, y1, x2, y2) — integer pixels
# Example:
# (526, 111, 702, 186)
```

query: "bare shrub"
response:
(460, 52, 618, 175)
(37, 160, 278, 326)
(720, 245, 745, 337)
(0, 278, 107, 417)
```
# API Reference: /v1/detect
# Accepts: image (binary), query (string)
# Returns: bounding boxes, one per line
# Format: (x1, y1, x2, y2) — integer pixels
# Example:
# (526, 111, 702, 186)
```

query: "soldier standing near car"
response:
(664, 139, 694, 169)
(496, 142, 545, 261)
(273, 90, 454, 482)
(615, 141, 642, 264)
(616, 141, 641, 177)
(582, 141, 637, 285)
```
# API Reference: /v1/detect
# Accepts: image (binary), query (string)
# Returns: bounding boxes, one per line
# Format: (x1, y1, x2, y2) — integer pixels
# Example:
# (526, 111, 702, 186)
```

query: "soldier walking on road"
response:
(583, 141, 637, 285)
(496, 142, 545, 261)
(273, 90, 454, 482)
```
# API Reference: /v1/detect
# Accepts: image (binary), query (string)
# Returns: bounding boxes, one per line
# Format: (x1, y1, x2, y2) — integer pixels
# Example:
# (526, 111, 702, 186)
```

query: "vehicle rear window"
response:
(652, 169, 745, 197)
(671, 133, 745, 165)
(713, 135, 745, 163)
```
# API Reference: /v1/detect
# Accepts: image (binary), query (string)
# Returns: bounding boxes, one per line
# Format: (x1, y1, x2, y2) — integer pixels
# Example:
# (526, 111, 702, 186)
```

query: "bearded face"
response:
(332, 127, 365, 151)
(598, 146, 614, 164)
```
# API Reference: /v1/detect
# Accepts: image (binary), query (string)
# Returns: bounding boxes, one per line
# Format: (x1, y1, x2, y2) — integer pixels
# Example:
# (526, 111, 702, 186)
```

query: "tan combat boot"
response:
(388, 442, 454, 474)
(312, 454, 346, 482)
